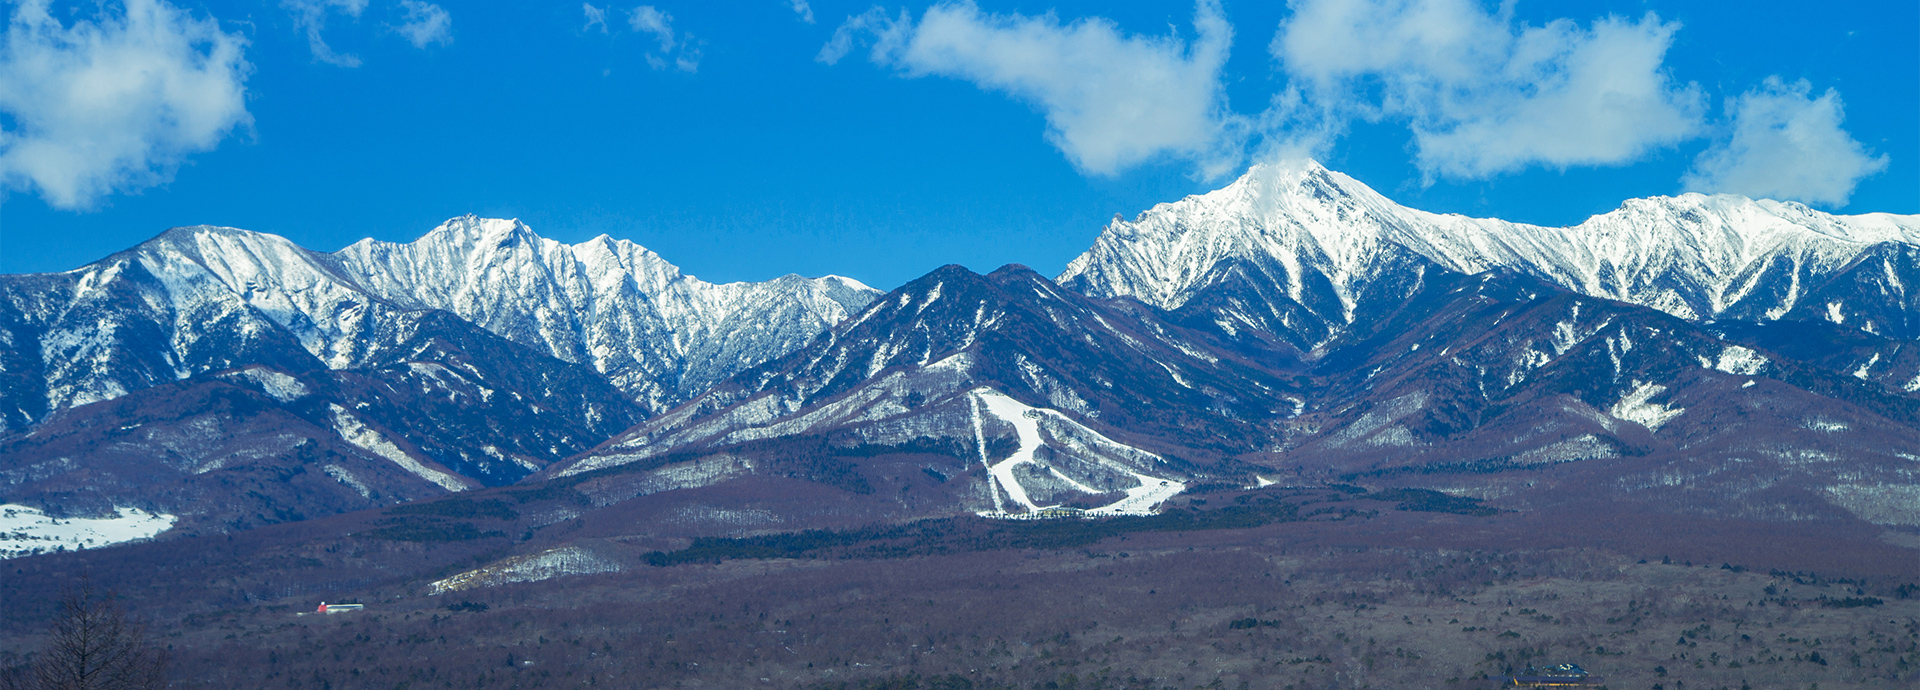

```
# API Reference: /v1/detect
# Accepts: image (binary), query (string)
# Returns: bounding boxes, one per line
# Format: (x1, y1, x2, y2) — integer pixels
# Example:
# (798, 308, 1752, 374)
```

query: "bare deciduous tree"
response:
(3, 581, 167, 690)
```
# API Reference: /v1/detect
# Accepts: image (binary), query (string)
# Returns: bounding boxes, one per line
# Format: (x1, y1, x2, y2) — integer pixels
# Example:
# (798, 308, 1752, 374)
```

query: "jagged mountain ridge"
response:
(331, 216, 878, 410)
(1060, 159, 1920, 344)
(552, 264, 1308, 514)
(10, 161, 1920, 541)
(0, 217, 877, 432)
(0, 216, 872, 534)
(0, 306, 648, 534)
(552, 252, 1920, 528)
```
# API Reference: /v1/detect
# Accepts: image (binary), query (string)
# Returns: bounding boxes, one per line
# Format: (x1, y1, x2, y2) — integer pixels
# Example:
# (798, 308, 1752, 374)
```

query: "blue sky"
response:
(0, 0, 1913, 289)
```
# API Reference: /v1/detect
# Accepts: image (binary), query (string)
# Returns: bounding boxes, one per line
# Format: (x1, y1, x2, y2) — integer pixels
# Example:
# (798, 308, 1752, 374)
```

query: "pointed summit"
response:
(329, 216, 880, 410)
(1062, 161, 1920, 338)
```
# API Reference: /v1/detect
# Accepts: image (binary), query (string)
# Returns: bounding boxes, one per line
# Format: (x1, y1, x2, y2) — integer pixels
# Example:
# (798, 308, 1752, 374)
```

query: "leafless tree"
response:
(3, 580, 167, 690)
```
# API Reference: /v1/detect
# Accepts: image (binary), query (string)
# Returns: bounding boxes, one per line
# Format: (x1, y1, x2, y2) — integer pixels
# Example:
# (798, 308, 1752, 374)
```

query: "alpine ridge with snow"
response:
(7, 162, 1920, 548)
(1061, 159, 1920, 344)
(0, 216, 878, 433)
(0, 218, 876, 534)
(331, 216, 878, 411)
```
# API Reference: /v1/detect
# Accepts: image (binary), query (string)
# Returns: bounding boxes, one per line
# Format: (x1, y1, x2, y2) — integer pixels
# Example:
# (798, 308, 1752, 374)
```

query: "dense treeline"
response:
(1365, 488, 1501, 516)
(354, 519, 507, 543)
(135, 540, 1920, 689)
(388, 497, 521, 520)
(644, 502, 1310, 566)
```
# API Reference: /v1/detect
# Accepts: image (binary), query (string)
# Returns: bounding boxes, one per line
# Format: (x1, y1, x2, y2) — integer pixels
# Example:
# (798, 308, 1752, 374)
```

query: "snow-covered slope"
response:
(330, 216, 878, 410)
(1060, 159, 1920, 339)
(0, 217, 877, 431)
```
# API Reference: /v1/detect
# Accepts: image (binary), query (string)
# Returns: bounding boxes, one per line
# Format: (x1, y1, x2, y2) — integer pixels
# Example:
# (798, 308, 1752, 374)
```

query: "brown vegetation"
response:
(1, 581, 167, 690)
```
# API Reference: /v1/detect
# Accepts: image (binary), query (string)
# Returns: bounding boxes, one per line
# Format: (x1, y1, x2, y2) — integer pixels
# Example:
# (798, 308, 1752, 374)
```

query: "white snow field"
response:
(0, 504, 177, 559)
(969, 388, 1184, 518)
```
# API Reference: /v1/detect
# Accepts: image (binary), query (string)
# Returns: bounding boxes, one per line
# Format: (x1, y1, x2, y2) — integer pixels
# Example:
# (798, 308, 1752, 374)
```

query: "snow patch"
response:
(1852, 352, 1881, 380)
(0, 504, 176, 559)
(322, 464, 373, 499)
(428, 546, 621, 594)
(1609, 381, 1684, 432)
(1323, 391, 1427, 448)
(221, 367, 309, 402)
(1510, 435, 1616, 466)
(1712, 346, 1768, 376)
(327, 404, 470, 492)
(1804, 418, 1849, 433)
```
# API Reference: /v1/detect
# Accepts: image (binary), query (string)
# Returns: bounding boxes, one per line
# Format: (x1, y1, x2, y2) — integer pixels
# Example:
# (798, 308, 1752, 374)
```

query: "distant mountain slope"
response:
(331, 216, 878, 410)
(551, 264, 1305, 515)
(0, 308, 646, 534)
(1060, 159, 1920, 341)
(555, 253, 1920, 529)
(0, 217, 870, 535)
(0, 218, 876, 433)
(11, 163, 1920, 546)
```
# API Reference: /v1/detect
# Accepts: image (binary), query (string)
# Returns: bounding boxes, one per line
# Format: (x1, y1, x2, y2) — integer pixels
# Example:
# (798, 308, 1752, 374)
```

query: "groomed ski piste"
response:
(0, 504, 177, 559)
(968, 388, 1185, 519)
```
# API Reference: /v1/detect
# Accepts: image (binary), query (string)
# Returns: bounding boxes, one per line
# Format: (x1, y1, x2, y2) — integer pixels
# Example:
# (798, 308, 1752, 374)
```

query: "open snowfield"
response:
(970, 388, 1183, 517)
(0, 504, 176, 559)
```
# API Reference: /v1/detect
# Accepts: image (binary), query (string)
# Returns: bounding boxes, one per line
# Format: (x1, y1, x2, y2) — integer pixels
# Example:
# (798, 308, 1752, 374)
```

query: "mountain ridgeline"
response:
(5, 160, 1920, 542)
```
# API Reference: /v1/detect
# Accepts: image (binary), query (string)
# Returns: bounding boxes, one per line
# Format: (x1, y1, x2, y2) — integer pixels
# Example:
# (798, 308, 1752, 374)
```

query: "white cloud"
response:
(394, 0, 451, 49)
(0, 0, 251, 209)
(283, 0, 367, 67)
(629, 6, 675, 53)
(789, 0, 815, 24)
(816, 7, 907, 66)
(628, 5, 697, 72)
(822, 1, 1241, 177)
(583, 3, 609, 33)
(1271, 0, 1705, 178)
(1682, 78, 1888, 208)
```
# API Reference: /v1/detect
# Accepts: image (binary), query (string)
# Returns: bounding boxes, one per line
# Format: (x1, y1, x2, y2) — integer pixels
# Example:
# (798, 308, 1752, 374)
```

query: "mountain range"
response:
(5, 159, 1920, 546)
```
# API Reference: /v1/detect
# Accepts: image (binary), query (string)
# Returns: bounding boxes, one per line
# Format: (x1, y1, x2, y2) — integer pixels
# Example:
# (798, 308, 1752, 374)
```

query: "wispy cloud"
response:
(393, 0, 451, 49)
(789, 0, 815, 24)
(583, 3, 609, 33)
(0, 0, 252, 209)
(628, 6, 697, 72)
(629, 6, 676, 55)
(586, 5, 698, 72)
(1271, 0, 1705, 179)
(821, 1, 1241, 177)
(283, 0, 368, 67)
(1684, 77, 1889, 207)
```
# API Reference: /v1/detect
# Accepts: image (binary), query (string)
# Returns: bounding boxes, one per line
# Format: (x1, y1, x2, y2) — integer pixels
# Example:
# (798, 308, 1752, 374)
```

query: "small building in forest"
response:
(317, 602, 364, 614)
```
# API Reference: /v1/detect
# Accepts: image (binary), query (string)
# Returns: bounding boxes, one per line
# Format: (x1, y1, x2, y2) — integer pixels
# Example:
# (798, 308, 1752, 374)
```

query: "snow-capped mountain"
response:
(1060, 159, 1920, 343)
(0, 217, 874, 533)
(331, 216, 878, 410)
(11, 162, 1920, 545)
(554, 263, 1301, 516)
(0, 217, 877, 432)
(0, 308, 648, 535)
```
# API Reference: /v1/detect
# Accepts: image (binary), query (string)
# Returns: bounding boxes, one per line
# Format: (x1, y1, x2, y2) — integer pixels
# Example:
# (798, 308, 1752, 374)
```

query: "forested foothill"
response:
(3, 474, 1917, 689)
